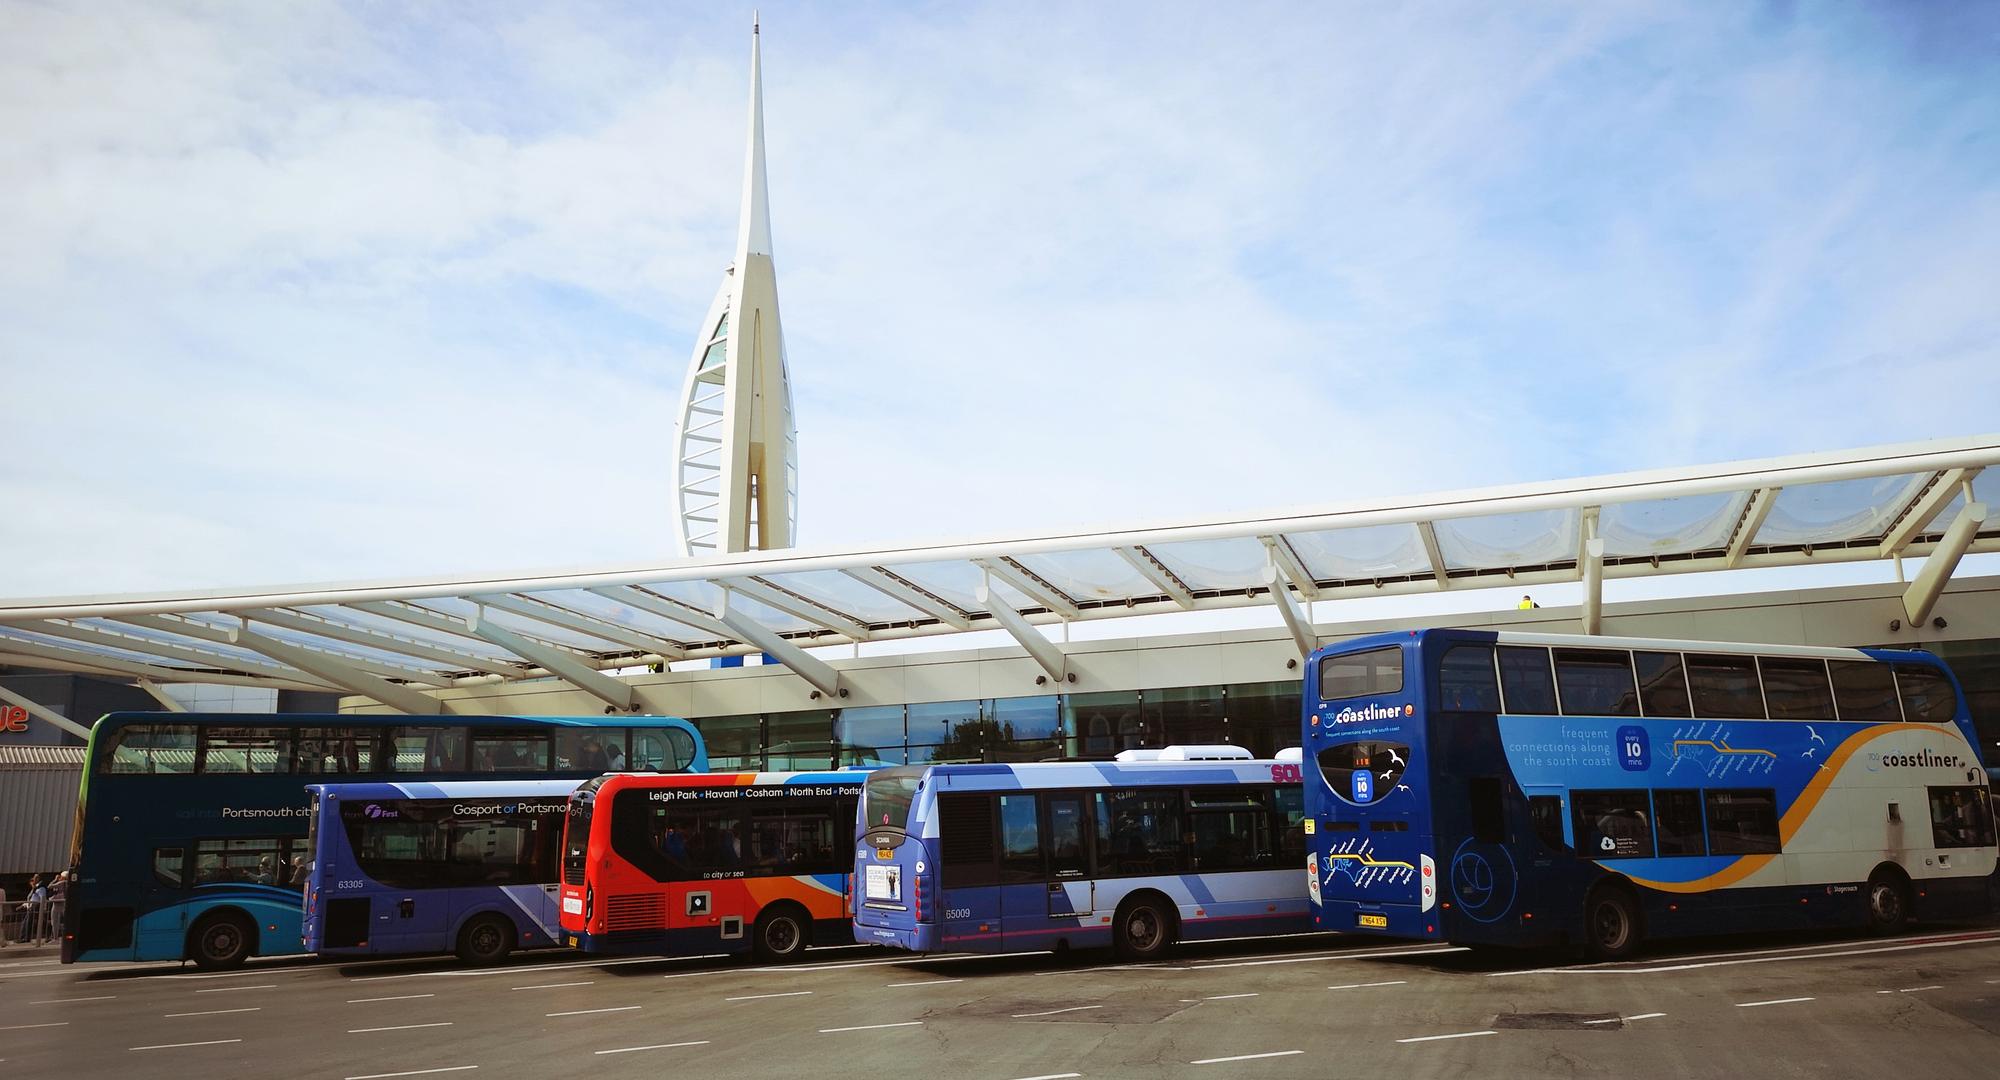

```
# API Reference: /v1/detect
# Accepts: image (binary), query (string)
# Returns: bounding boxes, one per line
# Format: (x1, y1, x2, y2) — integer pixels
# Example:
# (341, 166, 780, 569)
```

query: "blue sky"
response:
(1, 1, 1996, 600)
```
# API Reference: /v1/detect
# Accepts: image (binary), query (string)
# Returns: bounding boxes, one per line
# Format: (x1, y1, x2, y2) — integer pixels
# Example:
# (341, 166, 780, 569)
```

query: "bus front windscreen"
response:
(863, 769, 923, 832)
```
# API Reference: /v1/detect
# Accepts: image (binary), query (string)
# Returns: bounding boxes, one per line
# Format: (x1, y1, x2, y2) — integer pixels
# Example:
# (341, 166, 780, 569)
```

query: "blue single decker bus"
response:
(1302, 630, 1996, 958)
(64, 712, 705, 969)
(303, 780, 581, 964)
(854, 747, 1310, 959)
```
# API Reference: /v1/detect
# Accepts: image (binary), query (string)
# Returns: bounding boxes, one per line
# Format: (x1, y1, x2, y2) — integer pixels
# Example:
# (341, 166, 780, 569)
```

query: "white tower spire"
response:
(672, 16, 798, 557)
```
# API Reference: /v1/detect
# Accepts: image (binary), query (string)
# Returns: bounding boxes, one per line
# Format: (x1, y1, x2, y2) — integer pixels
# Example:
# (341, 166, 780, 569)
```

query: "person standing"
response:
(44, 871, 68, 944)
(0, 879, 10, 947)
(18, 874, 47, 944)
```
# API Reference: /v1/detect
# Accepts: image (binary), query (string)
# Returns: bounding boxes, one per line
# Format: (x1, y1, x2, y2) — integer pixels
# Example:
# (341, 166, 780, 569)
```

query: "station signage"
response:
(1, 705, 29, 734)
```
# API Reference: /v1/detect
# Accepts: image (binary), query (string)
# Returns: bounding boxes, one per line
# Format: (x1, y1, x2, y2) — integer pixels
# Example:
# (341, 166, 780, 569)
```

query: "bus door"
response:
(1523, 785, 1570, 867)
(1044, 795, 1090, 919)
(995, 794, 1047, 935)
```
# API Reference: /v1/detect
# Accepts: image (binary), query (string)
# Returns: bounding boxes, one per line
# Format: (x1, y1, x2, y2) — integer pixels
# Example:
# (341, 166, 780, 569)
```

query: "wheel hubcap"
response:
(208, 926, 238, 956)
(1873, 885, 1899, 921)
(1130, 911, 1160, 949)
(770, 920, 797, 952)
(1595, 904, 1627, 949)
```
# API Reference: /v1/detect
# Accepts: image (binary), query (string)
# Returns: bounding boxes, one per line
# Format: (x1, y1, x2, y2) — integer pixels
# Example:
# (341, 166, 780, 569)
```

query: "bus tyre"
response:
(1113, 896, 1174, 962)
(1582, 884, 1641, 961)
(457, 915, 515, 966)
(188, 912, 254, 971)
(753, 905, 809, 963)
(1866, 870, 1910, 936)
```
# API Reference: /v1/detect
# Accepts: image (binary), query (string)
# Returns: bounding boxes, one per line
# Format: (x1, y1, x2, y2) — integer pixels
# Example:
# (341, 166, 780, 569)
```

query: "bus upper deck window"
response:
(1895, 665, 1959, 725)
(1437, 645, 1499, 711)
(1320, 646, 1402, 700)
(1497, 647, 1557, 715)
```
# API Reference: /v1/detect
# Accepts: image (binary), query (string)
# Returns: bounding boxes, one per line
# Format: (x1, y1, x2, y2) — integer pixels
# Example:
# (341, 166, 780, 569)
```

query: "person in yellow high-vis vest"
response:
(1518, 595, 1539, 610)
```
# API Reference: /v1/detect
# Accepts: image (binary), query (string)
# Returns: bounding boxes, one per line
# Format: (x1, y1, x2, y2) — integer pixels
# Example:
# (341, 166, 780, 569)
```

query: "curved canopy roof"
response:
(1, 435, 1993, 715)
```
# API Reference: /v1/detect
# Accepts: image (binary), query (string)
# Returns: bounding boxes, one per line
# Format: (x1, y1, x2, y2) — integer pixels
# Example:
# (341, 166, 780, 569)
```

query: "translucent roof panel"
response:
(1011, 550, 1152, 603)
(1924, 469, 2000, 536)
(1757, 473, 1930, 547)
(412, 596, 626, 653)
(529, 589, 718, 643)
(754, 571, 927, 624)
(76, 617, 277, 668)
(886, 560, 1035, 614)
(1145, 537, 1278, 592)
(293, 606, 520, 663)
(1598, 492, 1750, 558)
(1284, 524, 1431, 580)
(1432, 509, 1580, 570)
(0, 625, 204, 669)
(646, 581, 812, 634)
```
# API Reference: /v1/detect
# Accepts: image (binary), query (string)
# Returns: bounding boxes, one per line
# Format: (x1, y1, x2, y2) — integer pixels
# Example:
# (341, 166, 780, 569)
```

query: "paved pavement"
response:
(4, 924, 1999, 1078)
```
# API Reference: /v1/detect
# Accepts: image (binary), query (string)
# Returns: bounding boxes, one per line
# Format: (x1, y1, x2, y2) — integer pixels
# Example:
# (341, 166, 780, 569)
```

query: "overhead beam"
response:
(584, 586, 738, 642)
(468, 593, 687, 658)
(712, 589, 844, 698)
(28, 619, 336, 688)
(136, 678, 187, 712)
(1903, 502, 1987, 627)
(227, 625, 445, 714)
(1416, 521, 1450, 588)
(236, 608, 529, 678)
(1259, 536, 1321, 600)
(0, 684, 93, 740)
(1580, 537, 1606, 635)
(721, 577, 873, 641)
(464, 609, 636, 712)
(1113, 547, 1195, 609)
(1260, 562, 1316, 659)
(113, 613, 233, 644)
(839, 567, 972, 631)
(0, 641, 322, 691)
(1880, 468, 1979, 558)
(975, 583, 1067, 682)
(1726, 487, 1780, 568)
(971, 558, 1080, 620)
(349, 600, 486, 644)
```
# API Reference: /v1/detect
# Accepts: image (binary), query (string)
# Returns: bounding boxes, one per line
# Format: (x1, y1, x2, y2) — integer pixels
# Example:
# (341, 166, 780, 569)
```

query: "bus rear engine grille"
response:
(604, 893, 666, 931)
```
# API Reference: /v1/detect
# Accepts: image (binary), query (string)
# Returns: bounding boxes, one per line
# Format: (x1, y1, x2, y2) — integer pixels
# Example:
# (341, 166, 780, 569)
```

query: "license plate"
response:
(567, 935, 579, 947)
(865, 863, 902, 902)
(561, 896, 583, 915)
(876, 848, 893, 860)
(1357, 913, 1388, 929)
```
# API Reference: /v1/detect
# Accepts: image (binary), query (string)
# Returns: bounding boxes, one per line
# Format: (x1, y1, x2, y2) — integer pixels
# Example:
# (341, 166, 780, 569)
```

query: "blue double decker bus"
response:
(1302, 630, 1995, 958)
(64, 712, 705, 969)
(303, 780, 581, 964)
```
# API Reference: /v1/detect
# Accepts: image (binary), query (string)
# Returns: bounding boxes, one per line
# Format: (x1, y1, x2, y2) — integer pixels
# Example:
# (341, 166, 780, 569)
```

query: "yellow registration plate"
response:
(568, 935, 579, 947)
(877, 848, 894, 860)
(1357, 914, 1389, 929)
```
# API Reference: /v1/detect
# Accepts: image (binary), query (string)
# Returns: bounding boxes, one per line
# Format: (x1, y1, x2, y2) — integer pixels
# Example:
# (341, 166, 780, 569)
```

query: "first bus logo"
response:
(363, 803, 399, 819)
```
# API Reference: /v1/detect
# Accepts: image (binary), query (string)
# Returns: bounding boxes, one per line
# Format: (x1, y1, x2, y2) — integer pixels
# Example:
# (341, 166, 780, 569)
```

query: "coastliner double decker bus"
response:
(560, 770, 865, 962)
(1303, 629, 1995, 959)
(303, 780, 581, 964)
(65, 712, 705, 969)
(853, 747, 1310, 960)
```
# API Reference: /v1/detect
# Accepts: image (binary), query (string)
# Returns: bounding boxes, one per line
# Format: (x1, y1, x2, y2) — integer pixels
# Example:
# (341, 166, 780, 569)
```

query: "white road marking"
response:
(1008, 1073, 1083, 1079)
(1192, 1050, 1305, 1064)
(1489, 935, 2000, 978)
(30, 996, 116, 1004)
(346, 994, 436, 1003)
(1193, 945, 1467, 969)
(1329, 980, 1407, 990)
(1, 1022, 69, 1030)
(130, 1039, 244, 1051)
(162, 968, 288, 981)
(1735, 997, 1815, 1008)
(510, 981, 594, 991)
(1204, 993, 1259, 1000)
(1643, 929, 2000, 966)
(726, 991, 813, 1002)
(819, 1021, 925, 1033)
(595, 1041, 712, 1055)
(1397, 1031, 1497, 1044)
(886, 979, 963, 987)
(1012, 1005, 1103, 1018)
(196, 983, 277, 993)
(164, 1007, 261, 1017)
(1897, 985, 1942, 993)
(345, 1068, 479, 1080)
(1583, 1013, 1665, 1024)
(752, 953, 1007, 975)
(349, 1022, 456, 1032)
(351, 954, 711, 982)
(546, 1006, 641, 1017)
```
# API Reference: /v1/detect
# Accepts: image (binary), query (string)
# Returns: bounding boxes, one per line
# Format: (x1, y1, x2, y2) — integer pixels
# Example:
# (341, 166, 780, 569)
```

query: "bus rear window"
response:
(1319, 646, 1402, 700)
(864, 769, 924, 832)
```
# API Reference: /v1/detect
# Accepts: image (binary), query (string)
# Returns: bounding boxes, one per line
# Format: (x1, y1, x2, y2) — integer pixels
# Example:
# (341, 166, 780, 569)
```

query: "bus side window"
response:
(1895, 665, 1959, 724)
(1437, 645, 1499, 712)
(1527, 796, 1566, 851)
(938, 794, 998, 889)
(1468, 777, 1505, 844)
(998, 794, 1042, 882)
(1497, 648, 1557, 715)
(153, 847, 187, 889)
(1634, 652, 1692, 718)
(1653, 789, 1707, 856)
(1705, 789, 1780, 854)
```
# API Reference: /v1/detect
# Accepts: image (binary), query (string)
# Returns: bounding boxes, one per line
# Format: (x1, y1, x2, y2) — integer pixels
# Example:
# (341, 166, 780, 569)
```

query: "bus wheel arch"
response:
(1112, 890, 1178, 961)
(752, 901, 812, 962)
(1581, 877, 1643, 961)
(186, 908, 256, 970)
(1865, 863, 1913, 935)
(455, 913, 516, 966)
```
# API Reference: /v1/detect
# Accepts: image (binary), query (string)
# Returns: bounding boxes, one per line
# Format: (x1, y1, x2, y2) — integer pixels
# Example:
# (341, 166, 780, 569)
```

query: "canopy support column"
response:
(1903, 502, 1986, 627)
(977, 581, 1068, 684)
(713, 589, 844, 699)
(1580, 537, 1605, 635)
(464, 610, 634, 712)
(1262, 562, 1316, 660)
(0, 684, 92, 740)
(136, 678, 187, 712)
(230, 624, 446, 715)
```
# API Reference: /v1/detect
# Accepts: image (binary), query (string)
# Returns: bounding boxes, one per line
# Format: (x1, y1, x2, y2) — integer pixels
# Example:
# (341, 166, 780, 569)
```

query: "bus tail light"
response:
(914, 871, 925, 923)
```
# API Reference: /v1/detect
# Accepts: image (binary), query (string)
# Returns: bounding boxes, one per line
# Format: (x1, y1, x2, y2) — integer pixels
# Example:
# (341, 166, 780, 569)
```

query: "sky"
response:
(2, 1, 1997, 606)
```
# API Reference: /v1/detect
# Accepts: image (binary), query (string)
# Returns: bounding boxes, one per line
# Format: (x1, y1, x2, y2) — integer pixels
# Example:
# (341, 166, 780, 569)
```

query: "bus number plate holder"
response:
(1357, 913, 1388, 929)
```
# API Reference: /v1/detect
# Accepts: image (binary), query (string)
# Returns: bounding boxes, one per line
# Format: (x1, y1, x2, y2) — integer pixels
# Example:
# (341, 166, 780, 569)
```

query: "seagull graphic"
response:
(1394, 784, 1413, 795)
(1801, 747, 1818, 760)
(1385, 748, 1407, 768)
(1806, 726, 1826, 746)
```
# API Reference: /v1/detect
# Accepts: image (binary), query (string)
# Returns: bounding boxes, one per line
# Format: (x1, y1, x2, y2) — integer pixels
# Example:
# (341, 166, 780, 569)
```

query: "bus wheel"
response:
(1866, 870, 1911, 935)
(753, 905, 809, 963)
(188, 912, 254, 971)
(1113, 896, 1174, 962)
(1582, 885, 1641, 961)
(456, 915, 515, 966)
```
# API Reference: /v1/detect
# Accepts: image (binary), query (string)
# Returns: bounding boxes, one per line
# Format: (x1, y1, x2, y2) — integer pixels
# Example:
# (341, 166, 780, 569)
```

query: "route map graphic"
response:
(1321, 838, 1416, 890)
(1666, 721, 1776, 778)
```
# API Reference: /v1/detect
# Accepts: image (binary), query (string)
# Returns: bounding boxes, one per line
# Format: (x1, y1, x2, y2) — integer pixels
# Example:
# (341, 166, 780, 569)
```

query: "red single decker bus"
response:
(559, 770, 865, 962)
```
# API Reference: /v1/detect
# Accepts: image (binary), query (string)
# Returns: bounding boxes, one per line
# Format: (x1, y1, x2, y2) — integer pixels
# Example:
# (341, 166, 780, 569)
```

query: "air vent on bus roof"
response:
(1274, 747, 1302, 762)
(1115, 745, 1255, 762)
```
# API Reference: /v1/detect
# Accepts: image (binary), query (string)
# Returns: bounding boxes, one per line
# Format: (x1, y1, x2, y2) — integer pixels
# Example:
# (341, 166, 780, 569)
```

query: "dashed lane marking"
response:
(196, 983, 277, 993)
(1329, 981, 1406, 990)
(1191, 945, 1467, 969)
(1192, 1050, 1305, 1064)
(1584, 1013, 1665, 1025)
(130, 1039, 245, 1051)
(1, 1022, 69, 1030)
(546, 1006, 641, 1017)
(346, 994, 436, 1003)
(1011, 1005, 1103, 1018)
(345, 1068, 479, 1080)
(1009, 1073, 1083, 1079)
(164, 1007, 261, 1017)
(819, 1021, 924, 1033)
(1397, 1031, 1497, 1044)
(349, 1023, 456, 1033)
(595, 1041, 711, 1055)
(1735, 997, 1815, 1008)
(726, 991, 813, 1002)
(1204, 994, 1259, 1000)
(1489, 936, 2000, 978)
(886, 979, 963, 987)
(30, 996, 115, 1004)
(510, 982, 594, 991)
